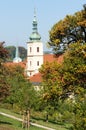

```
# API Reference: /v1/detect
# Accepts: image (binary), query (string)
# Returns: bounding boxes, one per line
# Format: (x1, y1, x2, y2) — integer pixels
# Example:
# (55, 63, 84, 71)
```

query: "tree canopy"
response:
(48, 4, 86, 54)
(40, 42, 86, 128)
(39, 5, 86, 127)
(6, 65, 37, 111)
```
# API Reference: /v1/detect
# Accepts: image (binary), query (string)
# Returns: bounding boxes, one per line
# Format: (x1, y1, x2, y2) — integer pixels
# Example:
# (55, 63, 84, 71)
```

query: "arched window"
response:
(37, 61, 39, 66)
(37, 47, 39, 52)
(30, 47, 32, 53)
(30, 72, 32, 76)
(30, 61, 32, 66)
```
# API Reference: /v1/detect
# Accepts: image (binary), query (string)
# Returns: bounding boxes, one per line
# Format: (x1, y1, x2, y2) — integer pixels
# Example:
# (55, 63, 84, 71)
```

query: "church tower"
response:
(13, 45, 22, 63)
(26, 10, 43, 76)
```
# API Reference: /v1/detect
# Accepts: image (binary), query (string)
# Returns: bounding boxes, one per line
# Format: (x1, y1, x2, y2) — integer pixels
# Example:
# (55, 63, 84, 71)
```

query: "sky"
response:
(0, 0, 86, 51)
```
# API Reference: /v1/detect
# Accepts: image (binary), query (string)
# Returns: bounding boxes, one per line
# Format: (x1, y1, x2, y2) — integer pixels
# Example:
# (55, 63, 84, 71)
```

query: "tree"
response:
(59, 42, 86, 129)
(39, 4, 86, 128)
(6, 65, 37, 128)
(6, 65, 25, 107)
(5, 46, 27, 61)
(19, 46, 27, 60)
(0, 41, 8, 63)
(0, 42, 9, 102)
(39, 42, 86, 127)
(48, 4, 86, 54)
(5, 46, 15, 61)
(60, 42, 86, 97)
(39, 61, 62, 121)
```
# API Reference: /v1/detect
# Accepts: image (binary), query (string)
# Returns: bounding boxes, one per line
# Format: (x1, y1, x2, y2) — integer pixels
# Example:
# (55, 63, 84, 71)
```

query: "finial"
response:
(29, 8, 41, 42)
(33, 7, 37, 21)
(34, 7, 36, 17)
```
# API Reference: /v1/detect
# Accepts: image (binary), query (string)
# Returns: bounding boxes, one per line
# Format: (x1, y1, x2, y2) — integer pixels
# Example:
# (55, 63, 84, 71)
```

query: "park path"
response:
(0, 112, 55, 130)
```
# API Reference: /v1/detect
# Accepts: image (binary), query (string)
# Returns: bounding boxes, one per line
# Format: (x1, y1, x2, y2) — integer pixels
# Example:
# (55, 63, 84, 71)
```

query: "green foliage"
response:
(5, 46, 27, 61)
(60, 42, 86, 96)
(70, 90, 86, 130)
(5, 46, 15, 61)
(40, 42, 86, 129)
(0, 42, 8, 63)
(58, 43, 86, 129)
(6, 65, 37, 112)
(0, 42, 9, 102)
(39, 61, 63, 121)
(19, 46, 27, 60)
(39, 61, 62, 106)
(0, 114, 45, 130)
(48, 5, 86, 54)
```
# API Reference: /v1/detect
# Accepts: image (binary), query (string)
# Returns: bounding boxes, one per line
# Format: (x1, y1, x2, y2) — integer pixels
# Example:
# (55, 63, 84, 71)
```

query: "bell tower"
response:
(26, 10, 43, 76)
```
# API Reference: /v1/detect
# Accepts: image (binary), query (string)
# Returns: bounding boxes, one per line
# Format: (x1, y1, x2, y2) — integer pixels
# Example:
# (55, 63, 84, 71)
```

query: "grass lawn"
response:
(0, 108, 71, 130)
(0, 115, 45, 130)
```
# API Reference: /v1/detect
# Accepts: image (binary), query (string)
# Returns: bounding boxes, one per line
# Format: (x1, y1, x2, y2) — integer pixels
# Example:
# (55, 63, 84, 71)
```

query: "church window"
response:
(37, 61, 39, 66)
(37, 47, 39, 52)
(30, 61, 32, 66)
(30, 47, 32, 53)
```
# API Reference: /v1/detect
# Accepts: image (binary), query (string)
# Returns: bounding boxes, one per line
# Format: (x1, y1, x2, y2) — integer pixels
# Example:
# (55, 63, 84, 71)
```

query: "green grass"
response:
(0, 108, 22, 118)
(0, 108, 71, 130)
(0, 115, 45, 130)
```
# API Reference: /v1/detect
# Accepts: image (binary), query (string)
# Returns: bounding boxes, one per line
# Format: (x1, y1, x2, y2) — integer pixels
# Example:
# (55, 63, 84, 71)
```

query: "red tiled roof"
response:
(29, 54, 64, 83)
(44, 54, 63, 63)
(5, 61, 26, 68)
(5, 54, 63, 84)
(29, 73, 42, 83)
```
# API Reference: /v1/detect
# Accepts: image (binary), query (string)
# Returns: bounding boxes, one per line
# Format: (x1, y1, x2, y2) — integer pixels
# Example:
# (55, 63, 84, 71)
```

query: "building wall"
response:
(26, 41, 43, 76)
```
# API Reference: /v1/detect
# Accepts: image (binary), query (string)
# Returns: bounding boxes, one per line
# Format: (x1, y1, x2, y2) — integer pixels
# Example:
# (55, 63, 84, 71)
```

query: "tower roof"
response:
(29, 10, 41, 42)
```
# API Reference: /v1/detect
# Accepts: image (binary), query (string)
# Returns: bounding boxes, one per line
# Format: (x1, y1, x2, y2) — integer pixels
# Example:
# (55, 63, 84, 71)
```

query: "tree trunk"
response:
(27, 110, 30, 129)
(46, 114, 48, 122)
(22, 110, 30, 129)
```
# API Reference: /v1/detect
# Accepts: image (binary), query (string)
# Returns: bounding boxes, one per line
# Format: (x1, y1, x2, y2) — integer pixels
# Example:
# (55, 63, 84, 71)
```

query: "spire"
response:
(13, 44, 22, 63)
(15, 45, 19, 58)
(33, 8, 37, 33)
(29, 9, 41, 42)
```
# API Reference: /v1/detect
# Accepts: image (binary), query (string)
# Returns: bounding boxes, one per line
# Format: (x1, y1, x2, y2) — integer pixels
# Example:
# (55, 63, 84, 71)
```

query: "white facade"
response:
(26, 41, 43, 76)
(13, 57, 22, 63)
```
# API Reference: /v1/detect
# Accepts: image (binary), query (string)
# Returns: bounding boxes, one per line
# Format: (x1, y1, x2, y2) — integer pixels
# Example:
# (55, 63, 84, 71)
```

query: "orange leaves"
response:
(40, 61, 61, 86)
(49, 5, 86, 54)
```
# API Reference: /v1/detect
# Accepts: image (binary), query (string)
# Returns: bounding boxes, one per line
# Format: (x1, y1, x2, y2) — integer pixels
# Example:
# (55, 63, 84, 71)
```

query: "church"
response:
(25, 11, 63, 85)
(6, 11, 63, 85)
(25, 11, 43, 77)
